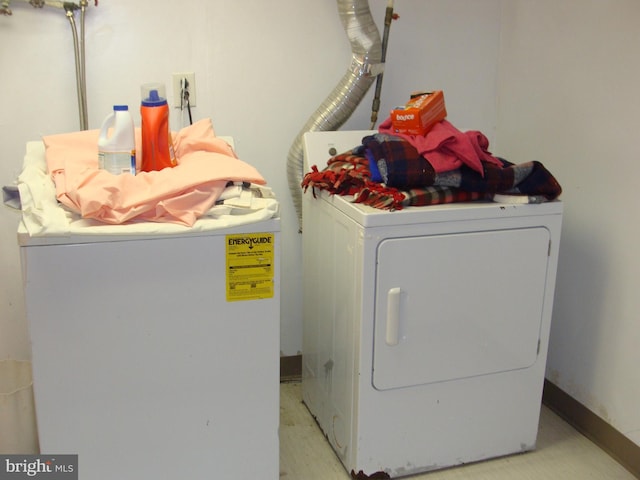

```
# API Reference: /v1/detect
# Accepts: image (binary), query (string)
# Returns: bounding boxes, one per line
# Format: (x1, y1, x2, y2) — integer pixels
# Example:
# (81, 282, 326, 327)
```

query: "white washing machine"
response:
(21, 219, 280, 480)
(301, 131, 563, 478)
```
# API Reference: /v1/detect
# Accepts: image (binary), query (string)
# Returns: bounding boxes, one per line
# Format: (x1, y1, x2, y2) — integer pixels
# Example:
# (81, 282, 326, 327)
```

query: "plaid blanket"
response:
(301, 135, 562, 210)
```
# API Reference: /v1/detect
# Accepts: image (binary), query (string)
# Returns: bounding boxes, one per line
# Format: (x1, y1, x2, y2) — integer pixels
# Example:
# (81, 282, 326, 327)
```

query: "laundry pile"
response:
(302, 119, 562, 210)
(42, 118, 269, 226)
(14, 118, 279, 238)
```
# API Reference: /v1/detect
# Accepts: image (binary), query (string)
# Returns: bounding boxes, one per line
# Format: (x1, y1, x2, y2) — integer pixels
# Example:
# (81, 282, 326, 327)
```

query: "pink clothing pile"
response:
(378, 118, 503, 176)
(43, 119, 266, 226)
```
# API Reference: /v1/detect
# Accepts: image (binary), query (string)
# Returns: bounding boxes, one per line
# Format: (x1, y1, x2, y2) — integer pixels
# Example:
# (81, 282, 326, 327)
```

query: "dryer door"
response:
(372, 227, 551, 391)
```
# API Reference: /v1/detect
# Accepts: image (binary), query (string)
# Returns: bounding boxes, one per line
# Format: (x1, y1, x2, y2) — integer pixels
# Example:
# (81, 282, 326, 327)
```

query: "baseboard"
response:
(542, 379, 640, 479)
(280, 354, 302, 382)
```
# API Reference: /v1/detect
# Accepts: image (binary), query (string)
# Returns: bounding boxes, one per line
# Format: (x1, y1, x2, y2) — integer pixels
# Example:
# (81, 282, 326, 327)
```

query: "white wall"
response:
(496, 0, 640, 447)
(0, 0, 501, 361)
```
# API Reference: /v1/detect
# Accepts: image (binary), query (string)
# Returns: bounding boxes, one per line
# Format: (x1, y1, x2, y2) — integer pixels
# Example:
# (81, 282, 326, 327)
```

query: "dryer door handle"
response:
(386, 287, 401, 346)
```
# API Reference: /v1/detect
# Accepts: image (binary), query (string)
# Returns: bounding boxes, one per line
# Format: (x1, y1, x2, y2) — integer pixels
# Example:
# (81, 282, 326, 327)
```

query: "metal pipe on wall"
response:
(1, 0, 97, 130)
(1, 0, 76, 14)
(370, 0, 395, 129)
(286, 0, 383, 231)
(79, 0, 89, 129)
(65, 3, 88, 130)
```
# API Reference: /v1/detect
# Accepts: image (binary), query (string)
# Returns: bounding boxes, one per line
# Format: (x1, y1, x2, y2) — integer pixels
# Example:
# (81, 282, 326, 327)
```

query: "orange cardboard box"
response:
(390, 90, 447, 136)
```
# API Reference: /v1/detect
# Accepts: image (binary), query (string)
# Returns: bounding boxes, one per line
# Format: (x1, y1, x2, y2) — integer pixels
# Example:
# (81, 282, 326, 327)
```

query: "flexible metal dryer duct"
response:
(286, 0, 383, 230)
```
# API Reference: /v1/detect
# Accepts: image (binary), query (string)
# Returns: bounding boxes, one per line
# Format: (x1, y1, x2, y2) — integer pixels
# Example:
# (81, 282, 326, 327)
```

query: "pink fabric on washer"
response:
(43, 118, 265, 226)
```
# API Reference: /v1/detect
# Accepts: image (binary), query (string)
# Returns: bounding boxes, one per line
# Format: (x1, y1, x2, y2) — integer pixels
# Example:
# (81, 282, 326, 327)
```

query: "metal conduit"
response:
(2, 0, 96, 130)
(286, 0, 383, 231)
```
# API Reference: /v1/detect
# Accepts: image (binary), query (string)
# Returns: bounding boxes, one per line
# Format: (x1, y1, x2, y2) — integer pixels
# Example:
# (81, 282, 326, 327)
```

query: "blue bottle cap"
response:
(113, 105, 129, 111)
(141, 89, 167, 107)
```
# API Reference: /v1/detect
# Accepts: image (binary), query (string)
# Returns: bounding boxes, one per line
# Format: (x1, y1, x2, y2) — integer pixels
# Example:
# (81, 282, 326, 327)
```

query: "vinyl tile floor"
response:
(279, 382, 636, 480)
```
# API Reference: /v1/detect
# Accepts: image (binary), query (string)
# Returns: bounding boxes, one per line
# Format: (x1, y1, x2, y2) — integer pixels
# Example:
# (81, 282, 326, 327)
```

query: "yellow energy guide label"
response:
(226, 233, 275, 301)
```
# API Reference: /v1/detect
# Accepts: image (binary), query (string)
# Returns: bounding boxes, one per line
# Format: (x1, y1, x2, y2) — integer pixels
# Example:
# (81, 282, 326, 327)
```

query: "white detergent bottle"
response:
(98, 105, 136, 175)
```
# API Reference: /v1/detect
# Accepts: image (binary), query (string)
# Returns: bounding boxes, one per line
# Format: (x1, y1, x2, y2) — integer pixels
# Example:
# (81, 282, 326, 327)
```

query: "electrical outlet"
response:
(172, 72, 196, 108)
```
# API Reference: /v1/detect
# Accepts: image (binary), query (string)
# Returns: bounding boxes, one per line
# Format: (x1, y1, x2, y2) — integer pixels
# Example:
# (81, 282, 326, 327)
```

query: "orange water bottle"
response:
(140, 83, 176, 172)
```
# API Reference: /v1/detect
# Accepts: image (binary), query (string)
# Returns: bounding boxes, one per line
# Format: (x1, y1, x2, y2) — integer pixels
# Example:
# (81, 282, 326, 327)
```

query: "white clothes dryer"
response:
(301, 130, 562, 478)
